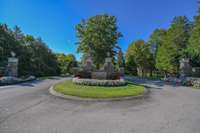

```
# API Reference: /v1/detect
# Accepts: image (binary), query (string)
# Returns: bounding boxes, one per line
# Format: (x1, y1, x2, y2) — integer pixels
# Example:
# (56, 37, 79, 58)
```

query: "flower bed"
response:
(72, 77, 126, 86)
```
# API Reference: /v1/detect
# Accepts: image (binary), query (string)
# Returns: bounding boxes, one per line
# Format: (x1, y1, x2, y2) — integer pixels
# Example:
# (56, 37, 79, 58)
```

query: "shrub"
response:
(181, 78, 193, 86)
(192, 80, 200, 89)
(72, 78, 126, 86)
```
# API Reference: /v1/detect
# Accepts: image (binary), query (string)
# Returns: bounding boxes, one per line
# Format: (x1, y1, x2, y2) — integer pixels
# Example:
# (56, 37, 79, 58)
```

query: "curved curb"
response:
(49, 86, 150, 102)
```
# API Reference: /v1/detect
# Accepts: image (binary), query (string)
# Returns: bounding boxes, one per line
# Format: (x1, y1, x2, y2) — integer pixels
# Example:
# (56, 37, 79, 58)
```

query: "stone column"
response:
(179, 58, 191, 78)
(7, 57, 18, 77)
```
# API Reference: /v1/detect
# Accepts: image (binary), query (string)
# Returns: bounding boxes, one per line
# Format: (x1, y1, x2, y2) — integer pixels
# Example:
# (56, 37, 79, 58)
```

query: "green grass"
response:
(54, 80, 145, 99)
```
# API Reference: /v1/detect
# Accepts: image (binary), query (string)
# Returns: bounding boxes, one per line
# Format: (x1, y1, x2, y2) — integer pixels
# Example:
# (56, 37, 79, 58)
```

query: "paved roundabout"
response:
(0, 77, 200, 133)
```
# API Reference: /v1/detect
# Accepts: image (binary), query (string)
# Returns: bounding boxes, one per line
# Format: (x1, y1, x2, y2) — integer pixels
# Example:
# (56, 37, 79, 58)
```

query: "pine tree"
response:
(155, 16, 191, 75)
(187, 8, 200, 65)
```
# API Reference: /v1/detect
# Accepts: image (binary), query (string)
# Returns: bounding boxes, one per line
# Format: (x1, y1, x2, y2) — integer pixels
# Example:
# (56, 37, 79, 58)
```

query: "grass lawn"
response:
(54, 80, 145, 99)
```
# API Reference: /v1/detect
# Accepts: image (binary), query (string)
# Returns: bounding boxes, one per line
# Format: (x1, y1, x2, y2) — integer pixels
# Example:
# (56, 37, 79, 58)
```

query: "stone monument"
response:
(83, 56, 94, 72)
(73, 52, 123, 80)
(7, 52, 18, 77)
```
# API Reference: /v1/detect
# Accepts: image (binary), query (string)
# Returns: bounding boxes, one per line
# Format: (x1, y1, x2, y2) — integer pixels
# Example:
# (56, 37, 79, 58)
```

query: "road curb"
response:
(49, 85, 150, 102)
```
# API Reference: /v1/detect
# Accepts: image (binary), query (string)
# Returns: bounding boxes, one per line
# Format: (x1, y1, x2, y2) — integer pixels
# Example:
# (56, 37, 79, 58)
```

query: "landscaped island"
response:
(52, 53, 146, 99)
(54, 80, 145, 99)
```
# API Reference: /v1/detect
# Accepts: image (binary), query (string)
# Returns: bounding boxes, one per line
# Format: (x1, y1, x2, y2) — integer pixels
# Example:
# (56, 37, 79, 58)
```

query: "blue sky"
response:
(0, 0, 198, 60)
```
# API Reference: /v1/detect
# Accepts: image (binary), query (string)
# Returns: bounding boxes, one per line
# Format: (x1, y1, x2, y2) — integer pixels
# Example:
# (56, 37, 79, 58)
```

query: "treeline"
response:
(56, 53, 77, 75)
(126, 8, 200, 77)
(1, 7, 200, 78)
(0, 24, 76, 77)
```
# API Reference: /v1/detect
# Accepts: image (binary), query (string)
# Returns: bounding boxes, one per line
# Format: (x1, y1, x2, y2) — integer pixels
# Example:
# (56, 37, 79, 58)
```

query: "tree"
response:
(187, 8, 200, 66)
(155, 16, 191, 75)
(167, 16, 191, 58)
(26, 38, 60, 76)
(56, 53, 77, 74)
(148, 29, 167, 57)
(126, 43, 137, 75)
(117, 49, 125, 68)
(0, 24, 22, 67)
(0, 23, 60, 77)
(76, 14, 122, 68)
(126, 40, 154, 76)
(156, 39, 177, 76)
(12, 26, 24, 42)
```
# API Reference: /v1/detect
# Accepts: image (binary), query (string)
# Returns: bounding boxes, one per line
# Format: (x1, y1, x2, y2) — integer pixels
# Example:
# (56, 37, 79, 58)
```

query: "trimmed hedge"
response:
(72, 77, 126, 86)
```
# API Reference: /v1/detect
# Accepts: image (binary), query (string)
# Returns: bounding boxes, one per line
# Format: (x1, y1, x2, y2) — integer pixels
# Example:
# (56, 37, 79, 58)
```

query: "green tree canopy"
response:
(187, 8, 200, 65)
(168, 16, 191, 58)
(0, 24, 22, 67)
(148, 29, 167, 57)
(76, 14, 122, 67)
(126, 40, 154, 76)
(56, 53, 77, 74)
(155, 16, 191, 75)
(0, 23, 60, 77)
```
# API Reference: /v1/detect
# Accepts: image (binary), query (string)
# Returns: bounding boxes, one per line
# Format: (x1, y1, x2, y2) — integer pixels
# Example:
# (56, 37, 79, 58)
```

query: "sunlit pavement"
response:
(0, 77, 200, 133)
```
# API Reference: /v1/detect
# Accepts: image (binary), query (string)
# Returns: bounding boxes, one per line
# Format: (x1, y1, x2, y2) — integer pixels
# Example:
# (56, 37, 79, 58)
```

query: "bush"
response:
(192, 80, 200, 89)
(162, 77, 200, 87)
(181, 78, 193, 86)
(72, 77, 126, 86)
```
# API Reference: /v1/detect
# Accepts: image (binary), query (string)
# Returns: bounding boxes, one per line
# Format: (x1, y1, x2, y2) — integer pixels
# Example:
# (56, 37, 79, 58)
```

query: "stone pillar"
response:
(119, 67, 124, 76)
(7, 57, 18, 77)
(179, 58, 191, 78)
(103, 57, 115, 79)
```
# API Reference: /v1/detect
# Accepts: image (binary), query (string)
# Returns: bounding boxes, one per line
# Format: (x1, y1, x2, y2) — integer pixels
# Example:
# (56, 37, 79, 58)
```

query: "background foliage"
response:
(0, 24, 61, 77)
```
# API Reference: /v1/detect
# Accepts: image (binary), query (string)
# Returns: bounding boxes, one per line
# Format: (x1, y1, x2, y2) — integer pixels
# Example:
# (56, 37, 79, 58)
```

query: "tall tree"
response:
(126, 40, 154, 76)
(56, 53, 77, 74)
(126, 43, 137, 75)
(13, 26, 24, 42)
(0, 23, 60, 77)
(168, 16, 191, 58)
(27, 38, 59, 76)
(148, 29, 167, 57)
(0, 24, 22, 66)
(156, 16, 191, 75)
(156, 38, 177, 76)
(76, 14, 122, 68)
(187, 8, 200, 66)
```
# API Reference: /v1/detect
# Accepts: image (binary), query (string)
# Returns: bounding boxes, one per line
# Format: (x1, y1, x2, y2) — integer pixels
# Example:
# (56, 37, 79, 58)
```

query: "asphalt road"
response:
(0, 77, 200, 133)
